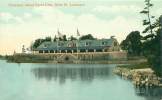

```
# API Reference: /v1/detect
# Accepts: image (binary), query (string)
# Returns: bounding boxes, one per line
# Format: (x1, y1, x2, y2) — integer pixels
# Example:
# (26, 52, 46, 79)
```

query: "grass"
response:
(0, 55, 6, 59)
(117, 62, 150, 69)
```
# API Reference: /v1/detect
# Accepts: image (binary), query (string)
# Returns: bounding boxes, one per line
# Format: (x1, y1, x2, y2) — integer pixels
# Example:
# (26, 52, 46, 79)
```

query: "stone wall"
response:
(12, 51, 127, 63)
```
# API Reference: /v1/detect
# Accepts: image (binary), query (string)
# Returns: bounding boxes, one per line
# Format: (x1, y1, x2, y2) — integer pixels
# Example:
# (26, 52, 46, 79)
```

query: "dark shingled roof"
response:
(35, 38, 116, 51)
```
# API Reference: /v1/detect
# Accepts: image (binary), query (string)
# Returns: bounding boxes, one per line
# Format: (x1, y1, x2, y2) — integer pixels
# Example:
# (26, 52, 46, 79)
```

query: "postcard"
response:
(0, 0, 162, 100)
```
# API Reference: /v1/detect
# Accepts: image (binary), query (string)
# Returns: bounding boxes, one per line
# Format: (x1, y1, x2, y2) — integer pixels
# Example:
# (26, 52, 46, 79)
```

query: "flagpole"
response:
(76, 28, 80, 60)
(56, 38, 58, 54)
(77, 36, 79, 60)
(57, 28, 61, 54)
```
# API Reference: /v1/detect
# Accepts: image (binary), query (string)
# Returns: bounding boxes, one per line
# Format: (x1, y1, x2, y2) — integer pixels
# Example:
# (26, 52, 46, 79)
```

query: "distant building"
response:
(13, 37, 126, 63)
(33, 37, 120, 54)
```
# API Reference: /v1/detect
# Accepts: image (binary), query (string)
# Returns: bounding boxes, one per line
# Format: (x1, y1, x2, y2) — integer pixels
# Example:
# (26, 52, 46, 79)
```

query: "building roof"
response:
(35, 38, 117, 51)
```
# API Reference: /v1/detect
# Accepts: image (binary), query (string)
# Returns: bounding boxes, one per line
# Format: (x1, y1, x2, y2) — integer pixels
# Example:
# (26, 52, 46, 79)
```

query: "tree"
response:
(140, 0, 162, 76)
(69, 35, 77, 41)
(32, 36, 51, 49)
(143, 16, 162, 76)
(79, 34, 95, 40)
(53, 35, 57, 42)
(32, 38, 45, 49)
(120, 31, 142, 56)
(45, 36, 52, 42)
(62, 35, 67, 41)
(140, 0, 155, 39)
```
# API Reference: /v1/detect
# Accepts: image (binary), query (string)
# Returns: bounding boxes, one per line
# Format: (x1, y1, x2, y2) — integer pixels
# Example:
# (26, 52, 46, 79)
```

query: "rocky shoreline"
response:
(113, 67, 162, 87)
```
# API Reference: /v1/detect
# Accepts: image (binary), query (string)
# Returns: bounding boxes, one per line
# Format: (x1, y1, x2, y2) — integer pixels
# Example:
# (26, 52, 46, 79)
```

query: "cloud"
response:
(154, 8, 162, 17)
(0, 12, 23, 23)
(24, 13, 32, 19)
(32, 8, 142, 41)
(0, 12, 13, 22)
(0, 7, 143, 55)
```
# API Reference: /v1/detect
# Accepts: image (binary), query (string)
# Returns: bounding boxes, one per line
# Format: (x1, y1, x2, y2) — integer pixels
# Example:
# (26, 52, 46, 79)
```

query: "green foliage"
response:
(0, 55, 5, 59)
(117, 62, 150, 69)
(141, 15, 161, 76)
(140, 0, 154, 35)
(62, 35, 67, 41)
(139, 0, 162, 76)
(53, 35, 57, 42)
(53, 35, 68, 41)
(32, 39, 45, 49)
(120, 31, 142, 56)
(145, 28, 161, 76)
(69, 35, 77, 41)
(140, 10, 149, 14)
(143, 20, 150, 25)
(45, 37, 52, 42)
(32, 36, 52, 49)
(79, 34, 95, 40)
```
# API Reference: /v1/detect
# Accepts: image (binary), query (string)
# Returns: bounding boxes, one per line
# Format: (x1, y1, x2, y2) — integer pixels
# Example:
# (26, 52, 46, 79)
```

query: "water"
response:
(0, 60, 162, 100)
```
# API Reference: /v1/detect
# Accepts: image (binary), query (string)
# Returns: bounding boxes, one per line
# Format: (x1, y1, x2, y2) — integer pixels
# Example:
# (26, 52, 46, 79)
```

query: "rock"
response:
(113, 67, 161, 87)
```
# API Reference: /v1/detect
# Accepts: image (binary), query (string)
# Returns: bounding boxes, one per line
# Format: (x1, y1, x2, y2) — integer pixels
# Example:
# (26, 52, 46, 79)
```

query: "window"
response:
(80, 49, 86, 52)
(96, 49, 102, 52)
(61, 50, 66, 53)
(50, 50, 54, 53)
(67, 50, 72, 53)
(44, 50, 48, 53)
(39, 50, 43, 53)
(44, 44, 48, 48)
(102, 42, 106, 45)
(68, 42, 76, 47)
(85, 42, 90, 46)
(88, 49, 94, 52)
(68, 44, 71, 47)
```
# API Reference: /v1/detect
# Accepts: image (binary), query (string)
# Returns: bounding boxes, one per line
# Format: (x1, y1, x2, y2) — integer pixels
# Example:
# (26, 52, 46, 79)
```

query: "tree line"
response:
(120, 0, 162, 76)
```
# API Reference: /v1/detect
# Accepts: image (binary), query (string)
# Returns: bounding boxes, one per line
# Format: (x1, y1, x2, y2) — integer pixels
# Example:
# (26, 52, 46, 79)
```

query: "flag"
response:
(77, 28, 80, 36)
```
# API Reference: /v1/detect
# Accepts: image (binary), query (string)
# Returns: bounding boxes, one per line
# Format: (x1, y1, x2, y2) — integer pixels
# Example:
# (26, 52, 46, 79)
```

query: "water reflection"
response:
(1, 59, 162, 100)
(135, 87, 162, 100)
(30, 63, 162, 100)
(32, 65, 113, 84)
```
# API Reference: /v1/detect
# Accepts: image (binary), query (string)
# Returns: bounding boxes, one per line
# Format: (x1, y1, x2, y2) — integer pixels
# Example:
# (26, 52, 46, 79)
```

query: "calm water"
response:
(0, 60, 162, 100)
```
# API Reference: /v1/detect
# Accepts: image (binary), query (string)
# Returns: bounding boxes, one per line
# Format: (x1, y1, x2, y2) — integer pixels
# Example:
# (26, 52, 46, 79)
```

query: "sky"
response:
(0, 0, 162, 55)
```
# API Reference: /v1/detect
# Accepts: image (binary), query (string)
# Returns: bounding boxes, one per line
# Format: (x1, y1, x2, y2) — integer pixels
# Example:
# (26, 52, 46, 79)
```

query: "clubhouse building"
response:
(33, 37, 120, 54)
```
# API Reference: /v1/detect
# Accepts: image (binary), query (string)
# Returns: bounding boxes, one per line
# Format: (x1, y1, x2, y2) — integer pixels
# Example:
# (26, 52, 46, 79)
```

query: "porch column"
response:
(94, 49, 96, 52)
(86, 50, 88, 53)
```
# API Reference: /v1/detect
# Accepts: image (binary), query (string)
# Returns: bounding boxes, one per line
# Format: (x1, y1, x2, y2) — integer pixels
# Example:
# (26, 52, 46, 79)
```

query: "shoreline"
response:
(5, 53, 147, 64)
(6, 59, 147, 64)
(113, 66, 162, 87)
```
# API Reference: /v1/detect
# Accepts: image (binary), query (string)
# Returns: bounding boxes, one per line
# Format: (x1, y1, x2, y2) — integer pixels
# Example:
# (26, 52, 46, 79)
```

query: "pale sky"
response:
(0, 0, 162, 55)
